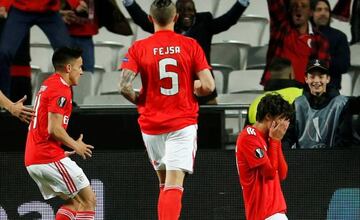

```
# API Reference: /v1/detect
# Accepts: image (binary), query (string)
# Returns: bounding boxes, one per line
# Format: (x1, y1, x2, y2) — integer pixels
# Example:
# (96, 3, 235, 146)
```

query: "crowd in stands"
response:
(0, 0, 359, 148)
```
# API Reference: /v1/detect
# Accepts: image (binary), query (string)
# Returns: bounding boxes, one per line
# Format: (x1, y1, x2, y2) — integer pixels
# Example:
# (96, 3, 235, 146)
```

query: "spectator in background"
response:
(332, 0, 360, 44)
(247, 57, 303, 125)
(261, 0, 330, 86)
(0, 91, 34, 123)
(311, 0, 350, 91)
(282, 59, 360, 149)
(0, 0, 87, 97)
(122, 0, 250, 105)
(61, 0, 132, 72)
(236, 94, 292, 220)
(0, 17, 32, 104)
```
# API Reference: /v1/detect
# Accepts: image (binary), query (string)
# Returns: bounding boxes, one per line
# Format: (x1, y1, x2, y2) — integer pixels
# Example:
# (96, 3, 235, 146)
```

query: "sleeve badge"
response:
(255, 148, 264, 159)
(57, 97, 67, 108)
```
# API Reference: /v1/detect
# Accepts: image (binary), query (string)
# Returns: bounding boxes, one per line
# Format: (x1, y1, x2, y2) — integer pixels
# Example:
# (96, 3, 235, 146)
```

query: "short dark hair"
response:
(52, 47, 83, 70)
(256, 94, 294, 122)
(150, 0, 176, 26)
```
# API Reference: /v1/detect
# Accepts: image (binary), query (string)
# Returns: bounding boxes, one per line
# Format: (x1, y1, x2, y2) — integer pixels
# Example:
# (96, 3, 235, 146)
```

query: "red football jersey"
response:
(236, 126, 287, 220)
(121, 30, 210, 134)
(25, 73, 72, 166)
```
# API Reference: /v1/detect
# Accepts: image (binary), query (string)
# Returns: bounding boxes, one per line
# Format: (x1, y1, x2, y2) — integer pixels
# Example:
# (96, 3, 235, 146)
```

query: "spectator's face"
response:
(313, 1, 330, 26)
(305, 71, 330, 96)
(68, 57, 83, 86)
(176, 0, 196, 28)
(290, 0, 312, 27)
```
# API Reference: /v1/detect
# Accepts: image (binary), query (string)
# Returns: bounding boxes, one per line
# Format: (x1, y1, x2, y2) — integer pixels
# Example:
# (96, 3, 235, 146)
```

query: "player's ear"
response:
(148, 15, 154, 24)
(65, 64, 72, 73)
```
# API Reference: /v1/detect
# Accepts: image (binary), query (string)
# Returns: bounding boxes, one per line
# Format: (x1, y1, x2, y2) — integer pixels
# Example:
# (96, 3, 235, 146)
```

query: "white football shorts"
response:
(26, 157, 90, 200)
(265, 213, 288, 220)
(142, 124, 198, 174)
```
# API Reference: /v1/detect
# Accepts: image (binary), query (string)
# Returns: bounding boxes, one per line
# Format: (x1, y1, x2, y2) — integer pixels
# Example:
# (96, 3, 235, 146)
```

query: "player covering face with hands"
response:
(236, 94, 293, 220)
(25, 47, 96, 220)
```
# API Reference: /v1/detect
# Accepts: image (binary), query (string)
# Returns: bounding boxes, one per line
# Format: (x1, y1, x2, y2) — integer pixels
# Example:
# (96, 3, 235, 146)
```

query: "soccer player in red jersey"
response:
(236, 94, 293, 220)
(119, 0, 215, 219)
(25, 47, 96, 220)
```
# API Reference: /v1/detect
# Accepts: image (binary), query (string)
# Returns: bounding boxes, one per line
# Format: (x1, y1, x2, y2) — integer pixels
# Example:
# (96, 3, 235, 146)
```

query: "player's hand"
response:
(269, 119, 290, 141)
(75, 134, 94, 160)
(0, 7, 7, 18)
(8, 95, 35, 124)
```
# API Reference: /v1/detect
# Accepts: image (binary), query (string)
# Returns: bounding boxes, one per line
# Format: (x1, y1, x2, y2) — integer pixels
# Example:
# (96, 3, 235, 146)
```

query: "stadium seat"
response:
(211, 64, 234, 94)
(339, 72, 354, 96)
(327, 188, 360, 220)
(352, 74, 360, 96)
(99, 71, 142, 95)
(215, 0, 270, 46)
(213, 70, 224, 94)
(31, 65, 42, 92)
(30, 26, 49, 44)
(350, 43, 360, 67)
(30, 43, 54, 72)
(246, 45, 268, 70)
(83, 94, 134, 105)
(212, 15, 269, 47)
(94, 42, 124, 72)
(193, 0, 219, 13)
(227, 70, 263, 93)
(31, 72, 52, 104)
(211, 41, 251, 70)
(73, 72, 94, 104)
(94, 18, 137, 51)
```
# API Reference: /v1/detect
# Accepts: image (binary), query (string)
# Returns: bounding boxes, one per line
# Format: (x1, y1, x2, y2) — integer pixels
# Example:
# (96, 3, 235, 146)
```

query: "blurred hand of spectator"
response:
(76, 0, 88, 13)
(0, 6, 7, 18)
(60, 10, 77, 24)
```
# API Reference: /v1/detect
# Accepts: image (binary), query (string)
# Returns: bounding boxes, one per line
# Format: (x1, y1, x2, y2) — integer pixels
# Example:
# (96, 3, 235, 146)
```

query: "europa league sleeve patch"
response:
(255, 148, 264, 159)
(57, 97, 67, 108)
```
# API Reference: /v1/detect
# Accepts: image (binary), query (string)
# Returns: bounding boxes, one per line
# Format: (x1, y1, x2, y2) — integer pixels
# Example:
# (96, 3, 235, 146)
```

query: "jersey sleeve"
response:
(121, 44, 139, 74)
(192, 40, 211, 73)
(47, 89, 71, 115)
(241, 134, 270, 169)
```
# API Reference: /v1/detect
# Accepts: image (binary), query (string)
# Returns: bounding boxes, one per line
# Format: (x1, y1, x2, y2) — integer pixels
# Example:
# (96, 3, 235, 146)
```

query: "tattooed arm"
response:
(118, 69, 139, 104)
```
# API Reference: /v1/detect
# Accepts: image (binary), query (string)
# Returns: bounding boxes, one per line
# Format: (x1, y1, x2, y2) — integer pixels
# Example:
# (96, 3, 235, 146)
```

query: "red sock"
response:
(160, 186, 184, 220)
(56, 206, 76, 220)
(158, 184, 165, 219)
(76, 211, 95, 220)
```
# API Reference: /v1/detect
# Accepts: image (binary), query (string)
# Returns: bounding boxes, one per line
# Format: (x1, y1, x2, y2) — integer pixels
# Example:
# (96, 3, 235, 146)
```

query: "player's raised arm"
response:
(118, 69, 139, 104)
(194, 69, 215, 97)
(48, 112, 93, 160)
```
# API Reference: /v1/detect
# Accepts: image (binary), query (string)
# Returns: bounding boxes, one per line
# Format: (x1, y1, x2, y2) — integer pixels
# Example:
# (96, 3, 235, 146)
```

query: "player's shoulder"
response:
(237, 126, 259, 145)
(242, 126, 258, 137)
(43, 74, 71, 95)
